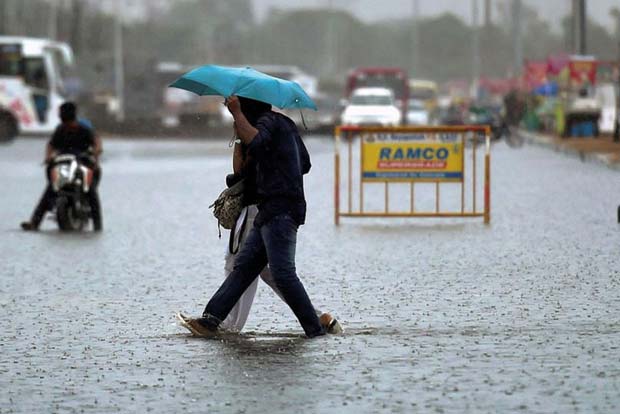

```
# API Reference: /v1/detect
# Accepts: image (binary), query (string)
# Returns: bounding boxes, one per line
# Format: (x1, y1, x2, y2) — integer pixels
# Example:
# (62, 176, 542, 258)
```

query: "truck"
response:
(0, 36, 73, 141)
(345, 67, 409, 124)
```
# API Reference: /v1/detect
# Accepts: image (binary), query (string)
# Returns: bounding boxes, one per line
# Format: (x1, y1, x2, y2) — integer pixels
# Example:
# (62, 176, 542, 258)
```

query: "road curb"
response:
(519, 130, 620, 171)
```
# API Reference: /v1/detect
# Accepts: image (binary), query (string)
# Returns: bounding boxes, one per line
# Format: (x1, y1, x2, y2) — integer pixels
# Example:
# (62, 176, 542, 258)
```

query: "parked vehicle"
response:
(341, 87, 401, 127)
(468, 104, 511, 141)
(0, 36, 73, 141)
(49, 153, 96, 231)
(406, 99, 430, 125)
(308, 94, 341, 132)
(595, 83, 616, 134)
(409, 79, 438, 113)
(345, 67, 409, 123)
(564, 88, 601, 137)
(283, 93, 340, 133)
(157, 62, 224, 129)
(437, 104, 466, 126)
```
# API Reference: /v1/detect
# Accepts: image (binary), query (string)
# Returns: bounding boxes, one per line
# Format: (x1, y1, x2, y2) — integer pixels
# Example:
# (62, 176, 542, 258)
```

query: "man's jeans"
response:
(202, 213, 325, 338)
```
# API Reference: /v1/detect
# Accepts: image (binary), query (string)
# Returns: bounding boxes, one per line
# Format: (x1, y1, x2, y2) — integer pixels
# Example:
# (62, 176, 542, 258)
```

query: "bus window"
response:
(49, 50, 68, 97)
(23, 58, 49, 91)
(0, 44, 22, 76)
(22, 58, 49, 122)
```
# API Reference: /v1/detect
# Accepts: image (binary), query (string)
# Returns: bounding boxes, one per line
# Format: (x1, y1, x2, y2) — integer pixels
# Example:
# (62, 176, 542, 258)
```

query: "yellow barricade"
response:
(334, 125, 491, 225)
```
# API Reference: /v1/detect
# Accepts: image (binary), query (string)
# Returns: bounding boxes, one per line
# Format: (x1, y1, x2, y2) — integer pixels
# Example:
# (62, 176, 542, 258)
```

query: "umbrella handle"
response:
(299, 109, 308, 131)
(229, 131, 241, 147)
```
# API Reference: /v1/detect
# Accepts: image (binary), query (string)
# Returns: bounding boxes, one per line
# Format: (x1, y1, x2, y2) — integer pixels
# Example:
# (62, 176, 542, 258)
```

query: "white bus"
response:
(0, 36, 73, 141)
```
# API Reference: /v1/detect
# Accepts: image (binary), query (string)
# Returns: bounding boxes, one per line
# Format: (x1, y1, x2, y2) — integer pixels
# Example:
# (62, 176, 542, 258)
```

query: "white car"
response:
(406, 99, 430, 125)
(341, 87, 401, 126)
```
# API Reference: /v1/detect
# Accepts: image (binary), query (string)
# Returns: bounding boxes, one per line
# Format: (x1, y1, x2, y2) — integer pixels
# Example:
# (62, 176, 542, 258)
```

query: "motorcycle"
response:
(48, 153, 96, 231)
(468, 106, 507, 141)
(466, 105, 526, 147)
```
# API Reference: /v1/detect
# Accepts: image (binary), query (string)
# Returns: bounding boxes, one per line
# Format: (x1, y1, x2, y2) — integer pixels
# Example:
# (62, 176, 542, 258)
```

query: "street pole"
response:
(613, 8, 620, 143)
(0, 1, 6, 34)
(511, 0, 522, 78)
(578, 0, 586, 55)
(113, 0, 125, 122)
(201, 2, 215, 63)
(472, 0, 480, 100)
(571, 0, 577, 53)
(410, 0, 419, 77)
(48, 0, 58, 40)
(484, 0, 491, 27)
(69, 0, 83, 55)
(326, 0, 337, 78)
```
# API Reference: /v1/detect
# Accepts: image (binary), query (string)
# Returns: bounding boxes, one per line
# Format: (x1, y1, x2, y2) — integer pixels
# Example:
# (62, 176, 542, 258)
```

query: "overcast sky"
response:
(252, 0, 617, 31)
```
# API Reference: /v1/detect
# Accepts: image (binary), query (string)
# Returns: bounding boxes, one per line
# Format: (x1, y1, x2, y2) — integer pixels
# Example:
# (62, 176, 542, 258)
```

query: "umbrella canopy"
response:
(169, 65, 317, 110)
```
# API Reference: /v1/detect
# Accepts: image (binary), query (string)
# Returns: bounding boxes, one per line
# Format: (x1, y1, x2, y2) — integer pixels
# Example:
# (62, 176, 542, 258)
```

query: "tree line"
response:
(1, 0, 619, 113)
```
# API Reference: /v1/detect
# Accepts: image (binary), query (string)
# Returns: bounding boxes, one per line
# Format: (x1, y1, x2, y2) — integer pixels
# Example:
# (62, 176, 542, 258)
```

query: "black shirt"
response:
(247, 111, 311, 227)
(240, 155, 260, 206)
(49, 123, 95, 156)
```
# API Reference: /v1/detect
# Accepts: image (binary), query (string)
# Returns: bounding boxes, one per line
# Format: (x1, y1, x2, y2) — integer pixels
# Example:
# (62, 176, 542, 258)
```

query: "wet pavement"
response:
(1, 136, 619, 413)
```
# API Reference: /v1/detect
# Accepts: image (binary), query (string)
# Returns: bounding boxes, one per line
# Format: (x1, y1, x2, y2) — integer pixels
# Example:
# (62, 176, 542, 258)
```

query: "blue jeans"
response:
(202, 213, 325, 338)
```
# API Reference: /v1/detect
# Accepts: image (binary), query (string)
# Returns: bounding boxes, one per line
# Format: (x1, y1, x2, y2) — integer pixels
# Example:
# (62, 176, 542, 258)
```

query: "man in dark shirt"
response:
(185, 96, 325, 338)
(21, 102, 103, 231)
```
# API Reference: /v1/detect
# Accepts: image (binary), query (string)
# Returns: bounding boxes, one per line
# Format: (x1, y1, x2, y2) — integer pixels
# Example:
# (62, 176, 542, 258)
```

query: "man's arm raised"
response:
(226, 96, 258, 145)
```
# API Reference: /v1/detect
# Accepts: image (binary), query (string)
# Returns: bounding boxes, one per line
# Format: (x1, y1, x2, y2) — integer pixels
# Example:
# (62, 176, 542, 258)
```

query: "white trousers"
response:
(219, 205, 322, 332)
(220, 205, 283, 331)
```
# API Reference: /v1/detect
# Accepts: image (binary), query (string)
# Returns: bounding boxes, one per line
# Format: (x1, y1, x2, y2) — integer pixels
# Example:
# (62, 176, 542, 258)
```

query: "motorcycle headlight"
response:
(53, 164, 74, 189)
(58, 165, 72, 180)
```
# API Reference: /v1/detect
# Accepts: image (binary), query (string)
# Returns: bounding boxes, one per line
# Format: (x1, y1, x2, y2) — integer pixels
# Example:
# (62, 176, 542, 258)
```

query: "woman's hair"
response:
(238, 96, 271, 125)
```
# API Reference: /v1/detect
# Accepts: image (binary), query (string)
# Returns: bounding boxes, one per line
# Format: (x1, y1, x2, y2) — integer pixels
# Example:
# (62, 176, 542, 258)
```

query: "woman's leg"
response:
(220, 206, 261, 332)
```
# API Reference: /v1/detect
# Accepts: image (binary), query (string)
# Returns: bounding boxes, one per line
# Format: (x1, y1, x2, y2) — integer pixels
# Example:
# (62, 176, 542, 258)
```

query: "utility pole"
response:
(113, 0, 125, 122)
(570, 0, 576, 52)
(484, 0, 491, 27)
(4, 0, 17, 36)
(69, 0, 83, 55)
(578, 0, 586, 54)
(615, 8, 620, 61)
(472, 0, 480, 99)
(573, 0, 587, 54)
(48, 0, 58, 40)
(511, 0, 522, 77)
(612, 7, 620, 143)
(0, 1, 6, 34)
(201, 2, 215, 63)
(410, 0, 420, 77)
(326, 0, 337, 78)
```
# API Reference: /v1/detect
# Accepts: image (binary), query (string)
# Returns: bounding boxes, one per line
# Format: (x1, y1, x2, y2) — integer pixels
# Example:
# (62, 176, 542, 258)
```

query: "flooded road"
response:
(1, 136, 619, 413)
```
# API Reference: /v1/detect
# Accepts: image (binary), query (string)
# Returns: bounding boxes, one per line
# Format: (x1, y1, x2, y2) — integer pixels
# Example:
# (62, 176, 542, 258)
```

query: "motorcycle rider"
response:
(21, 102, 103, 231)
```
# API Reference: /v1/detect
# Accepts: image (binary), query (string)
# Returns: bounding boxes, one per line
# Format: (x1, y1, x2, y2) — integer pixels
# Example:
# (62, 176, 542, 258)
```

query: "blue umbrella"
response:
(169, 65, 317, 110)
